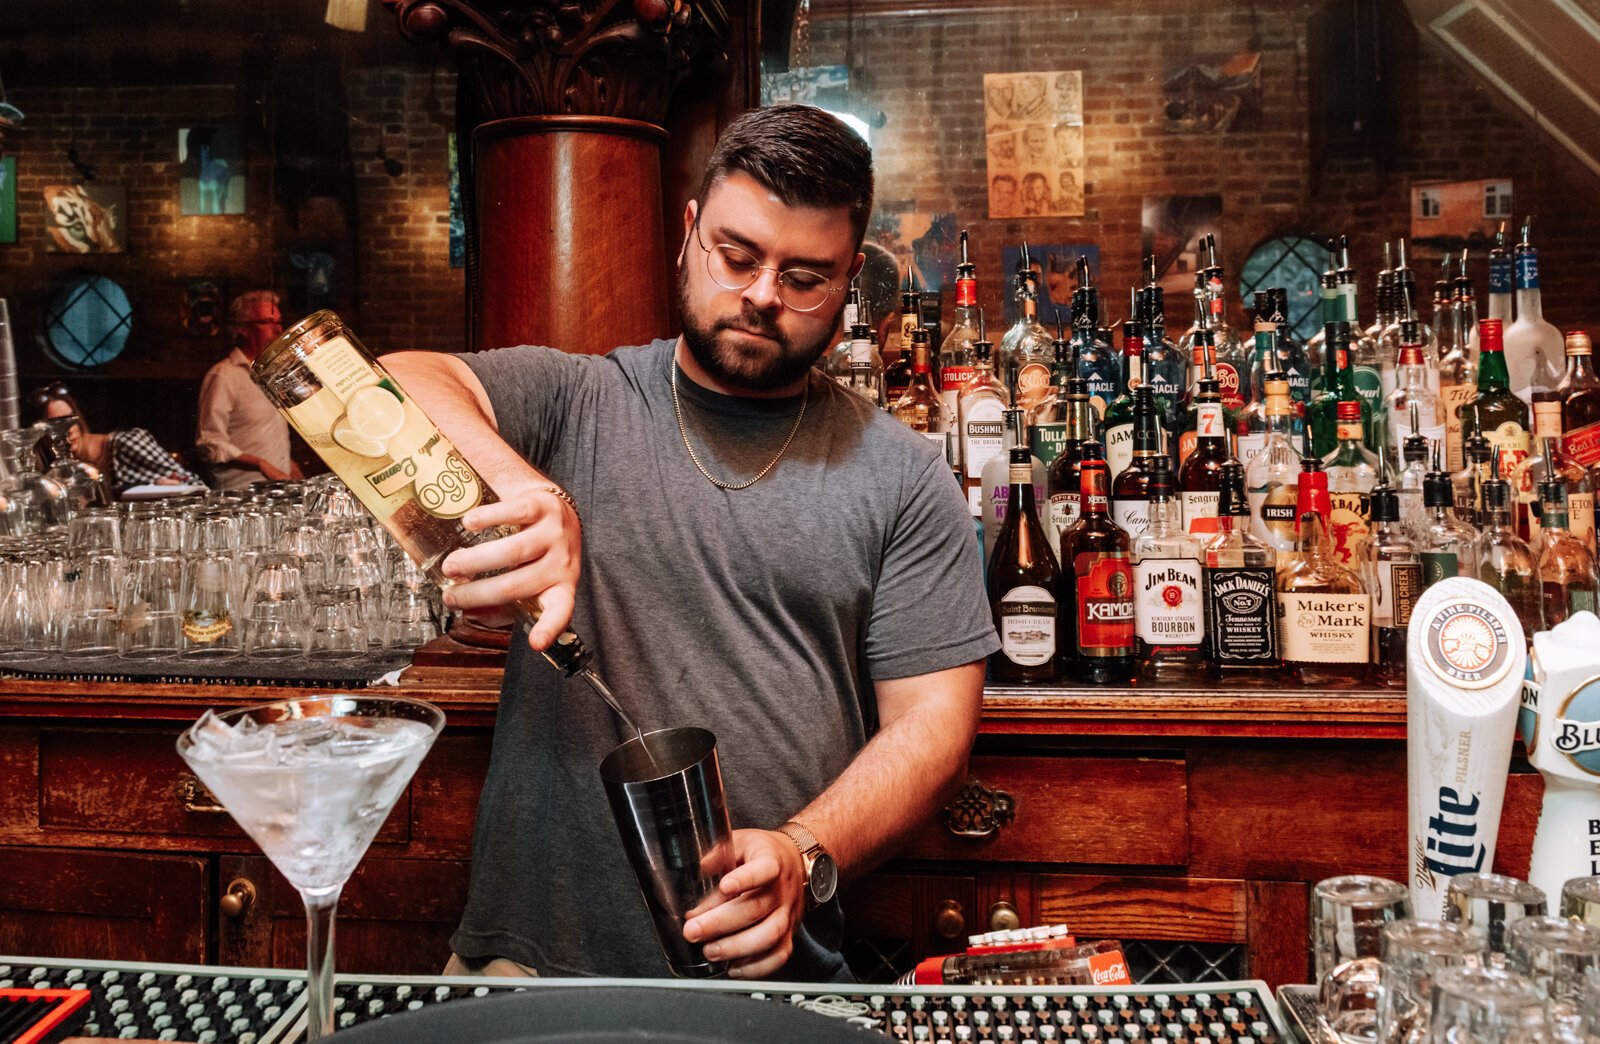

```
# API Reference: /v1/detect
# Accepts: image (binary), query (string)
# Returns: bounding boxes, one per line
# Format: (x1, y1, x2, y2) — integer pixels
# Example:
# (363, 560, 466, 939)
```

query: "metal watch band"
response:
(537, 484, 581, 527)
(778, 820, 820, 857)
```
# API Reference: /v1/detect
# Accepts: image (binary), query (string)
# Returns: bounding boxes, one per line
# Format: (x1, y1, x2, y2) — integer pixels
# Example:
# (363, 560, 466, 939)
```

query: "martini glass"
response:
(177, 694, 444, 1040)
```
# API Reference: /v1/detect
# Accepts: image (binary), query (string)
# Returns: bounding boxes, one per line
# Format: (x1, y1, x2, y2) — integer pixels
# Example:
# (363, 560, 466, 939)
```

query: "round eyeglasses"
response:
(692, 220, 844, 313)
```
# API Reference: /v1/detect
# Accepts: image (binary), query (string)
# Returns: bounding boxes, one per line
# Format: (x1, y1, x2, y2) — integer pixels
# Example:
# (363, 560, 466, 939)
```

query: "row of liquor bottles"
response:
(980, 402, 1596, 687)
(828, 220, 1582, 540)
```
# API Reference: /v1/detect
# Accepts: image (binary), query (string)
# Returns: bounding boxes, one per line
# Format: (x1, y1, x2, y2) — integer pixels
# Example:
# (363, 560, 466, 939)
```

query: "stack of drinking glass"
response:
(0, 472, 445, 664)
(1312, 871, 1600, 1044)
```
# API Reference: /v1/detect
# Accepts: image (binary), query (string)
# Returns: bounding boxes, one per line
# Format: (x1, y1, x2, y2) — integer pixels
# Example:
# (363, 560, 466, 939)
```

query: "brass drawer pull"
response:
(177, 774, 227, 813)
(934, 899, 966, 940)
(221, 877, 257, 920)
(941, 777, 1016, 839)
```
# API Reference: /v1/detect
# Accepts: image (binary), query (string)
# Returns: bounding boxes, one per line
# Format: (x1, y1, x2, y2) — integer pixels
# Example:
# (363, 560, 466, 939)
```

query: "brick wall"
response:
(801, 0, 1600, 336)
(0, 65, 462, 449)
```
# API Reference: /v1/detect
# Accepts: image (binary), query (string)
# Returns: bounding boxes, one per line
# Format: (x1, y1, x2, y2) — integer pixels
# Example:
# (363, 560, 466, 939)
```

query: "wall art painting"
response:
(984, 71, 1084, 219)
(179, 127, 246, 215)
(43, 183, 126, 253)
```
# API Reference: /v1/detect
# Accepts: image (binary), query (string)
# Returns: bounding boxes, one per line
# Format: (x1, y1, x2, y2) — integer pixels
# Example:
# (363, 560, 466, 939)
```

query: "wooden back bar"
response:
(0, 671, 1539, 988)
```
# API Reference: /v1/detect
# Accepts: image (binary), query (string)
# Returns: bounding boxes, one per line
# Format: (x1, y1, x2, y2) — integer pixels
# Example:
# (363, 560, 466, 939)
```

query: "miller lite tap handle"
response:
(1406, 576, 1528, 919)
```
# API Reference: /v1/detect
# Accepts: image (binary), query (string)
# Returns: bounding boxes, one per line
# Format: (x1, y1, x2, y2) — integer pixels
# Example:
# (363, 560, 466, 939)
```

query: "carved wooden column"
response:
(384, 0, 729, 355)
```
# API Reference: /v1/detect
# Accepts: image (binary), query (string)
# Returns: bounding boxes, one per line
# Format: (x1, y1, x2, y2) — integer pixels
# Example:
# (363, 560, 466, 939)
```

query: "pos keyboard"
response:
(0, 956, 1290, 1043)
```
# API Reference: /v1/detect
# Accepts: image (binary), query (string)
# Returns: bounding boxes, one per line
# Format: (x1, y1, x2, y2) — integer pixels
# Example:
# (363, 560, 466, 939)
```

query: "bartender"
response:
(384, 105, 997, 982)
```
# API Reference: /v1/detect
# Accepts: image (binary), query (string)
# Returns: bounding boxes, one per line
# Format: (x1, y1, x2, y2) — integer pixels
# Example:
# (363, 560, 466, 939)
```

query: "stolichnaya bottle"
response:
(987, 445, 1062, 683)
(251, 309, 594, 677)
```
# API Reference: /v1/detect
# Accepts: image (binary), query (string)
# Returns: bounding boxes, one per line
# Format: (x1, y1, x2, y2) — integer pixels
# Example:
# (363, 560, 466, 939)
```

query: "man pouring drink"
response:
(381, 105, 999, 981)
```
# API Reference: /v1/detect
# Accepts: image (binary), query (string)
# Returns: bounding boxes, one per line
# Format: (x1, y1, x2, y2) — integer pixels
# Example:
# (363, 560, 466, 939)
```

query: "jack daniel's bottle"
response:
(1202, 461, 1279, 672)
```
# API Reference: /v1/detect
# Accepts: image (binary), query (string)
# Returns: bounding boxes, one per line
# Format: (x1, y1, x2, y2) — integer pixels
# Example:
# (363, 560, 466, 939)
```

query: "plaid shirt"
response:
(108, 428, 201, 493)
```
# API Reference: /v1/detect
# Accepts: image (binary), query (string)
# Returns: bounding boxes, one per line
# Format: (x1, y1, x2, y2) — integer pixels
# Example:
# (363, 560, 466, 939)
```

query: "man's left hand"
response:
(682, 828, 806, 979)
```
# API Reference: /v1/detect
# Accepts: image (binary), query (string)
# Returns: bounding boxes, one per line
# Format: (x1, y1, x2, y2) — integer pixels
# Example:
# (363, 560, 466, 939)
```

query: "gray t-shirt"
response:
(452, 339, 998, 979)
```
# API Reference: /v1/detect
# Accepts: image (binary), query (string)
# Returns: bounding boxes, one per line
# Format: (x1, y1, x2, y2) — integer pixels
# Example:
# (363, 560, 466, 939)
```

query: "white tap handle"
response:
(1523, 612, 1600, 903)
(1407, 577, 1527, 919)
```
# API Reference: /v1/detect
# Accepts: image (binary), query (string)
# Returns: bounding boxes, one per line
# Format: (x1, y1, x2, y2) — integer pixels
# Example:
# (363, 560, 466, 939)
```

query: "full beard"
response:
(677, 265, 836, 393)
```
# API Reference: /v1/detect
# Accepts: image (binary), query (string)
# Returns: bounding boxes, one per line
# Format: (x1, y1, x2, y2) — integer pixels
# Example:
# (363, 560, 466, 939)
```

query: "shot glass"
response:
(1378, 919, 1484, 1044)
(181, 552, 242, 659)
(1507, 916, 1600, 1031)
(383, 586, 439, 650)
(307, 586, 367, 659)
(1561, 878, 1600, 930)
(0, 543, 50, 662)
(124, 512, 184, 556)
(1314, 875, 1412, 1044)
(66, 506, 120, 554)
(1446, 874, 1550, 964)
(1428, 966, 1547, 1044)
(60, 548, 122, 658)
(118, 553, 184, 659)
(245, 560, 308, 659)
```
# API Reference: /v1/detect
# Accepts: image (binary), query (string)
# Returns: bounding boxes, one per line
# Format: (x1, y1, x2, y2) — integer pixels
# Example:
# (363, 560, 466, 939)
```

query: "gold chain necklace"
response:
(671, 359, 809, 491)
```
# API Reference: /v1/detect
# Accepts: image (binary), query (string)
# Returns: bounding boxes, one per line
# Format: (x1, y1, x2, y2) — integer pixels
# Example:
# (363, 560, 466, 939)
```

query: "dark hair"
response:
(697, 104, 875, 249)
(26, 381, 88, 428)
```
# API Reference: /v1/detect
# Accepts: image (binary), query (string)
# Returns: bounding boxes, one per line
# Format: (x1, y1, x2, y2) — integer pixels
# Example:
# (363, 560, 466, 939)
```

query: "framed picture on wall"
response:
(178, 127, 246, 215)
(180, 277, 225, 337)
(43, 183, 126, 253)
(0, 157, 16, 244)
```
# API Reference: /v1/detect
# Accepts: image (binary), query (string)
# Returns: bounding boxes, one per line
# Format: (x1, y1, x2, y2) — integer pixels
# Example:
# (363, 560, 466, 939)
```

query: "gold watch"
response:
(777, 820, 838, 909)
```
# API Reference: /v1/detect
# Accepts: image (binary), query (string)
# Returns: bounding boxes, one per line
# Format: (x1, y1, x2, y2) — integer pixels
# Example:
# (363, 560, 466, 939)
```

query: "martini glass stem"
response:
(302, 888, 340, 1040)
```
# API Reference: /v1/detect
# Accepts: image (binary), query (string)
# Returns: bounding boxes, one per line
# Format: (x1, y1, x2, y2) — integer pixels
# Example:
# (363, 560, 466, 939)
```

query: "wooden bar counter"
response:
(0, 663, 1541, 989)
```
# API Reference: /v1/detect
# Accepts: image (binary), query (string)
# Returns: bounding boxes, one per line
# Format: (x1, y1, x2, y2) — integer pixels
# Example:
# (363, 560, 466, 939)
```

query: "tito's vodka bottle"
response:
(251, 310, 598, 681)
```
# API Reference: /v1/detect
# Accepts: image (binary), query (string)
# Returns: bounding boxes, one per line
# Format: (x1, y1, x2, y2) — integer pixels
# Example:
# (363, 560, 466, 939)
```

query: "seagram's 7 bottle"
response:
(253, 310, 597, 680)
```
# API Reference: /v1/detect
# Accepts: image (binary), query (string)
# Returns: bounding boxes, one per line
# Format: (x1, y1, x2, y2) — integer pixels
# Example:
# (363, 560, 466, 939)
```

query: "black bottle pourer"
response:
(1148, 456, 1174, 501)
(1370, 481, 1401, 524)
(1482, 453, 1511, 512)
(1217, 461, 1249, 518)
(1424, 443, 1454, 509)
(1402, 405, 1429, 466)
(974, 310, 992, 363)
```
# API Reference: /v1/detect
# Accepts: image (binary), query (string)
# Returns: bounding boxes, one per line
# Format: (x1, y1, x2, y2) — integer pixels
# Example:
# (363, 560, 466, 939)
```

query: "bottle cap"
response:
(1218, 462, 1248, 517)
(1423, 469, 1454, 508)
(1080, 441, 1104, 462)
(1326, 320, 1351, 344)
(1403, 432, 1429, 463)
(1482, 455, 1510, 509)
(1148, 457, 1173, 500)
(1253, 290, 1272, 316)
(1010, 445, 1032, 466)
(1336, 400, 1361, 421)
(1296, 468, 1330, 519)
(1539, 476, 1568, 510)
(1369, 483, 1400, 523)
(1479, 318, 1505, 353)
(1566, 331, 1593, 358)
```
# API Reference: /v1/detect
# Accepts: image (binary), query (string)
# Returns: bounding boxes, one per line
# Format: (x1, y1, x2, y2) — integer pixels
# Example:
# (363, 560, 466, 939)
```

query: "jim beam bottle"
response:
(251, 310, 594, 676)
(988, 445, 1062, 683)
(1363, 479, 1421, 689)
(1203, 461, 1279, 671)
(958, 314, 1010, 517)
(1532, 476, 1598, 629)
(1044, 375, 1099, 550)
(939, 230, 981, 469)
(1246, 372, 1302, 566)
(1276, 459, 1371, 686)
(1131, 457, 1206, 677)
(1062, 450, 1135, 685)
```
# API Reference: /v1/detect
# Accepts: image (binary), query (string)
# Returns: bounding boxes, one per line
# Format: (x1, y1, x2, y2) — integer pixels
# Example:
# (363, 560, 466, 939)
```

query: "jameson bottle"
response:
(1363, 480, 1421, 689)
(1044, 376, 1099, 550)
(988, 445, 1062, 683)
(1063, 453, 1135, 685)
(1111, 386, 1162, 538)
(1203, 461, 1279, 672)
(1132, 458, 1206, 677)
(252, 311, 596, 679)
(1177, 374, 1228, 540)
(1101, 292, 1147, 483)
(1475, 318, 1532, 487)
(1246, 372, 1302, 566)
(939, 230, 982, 469)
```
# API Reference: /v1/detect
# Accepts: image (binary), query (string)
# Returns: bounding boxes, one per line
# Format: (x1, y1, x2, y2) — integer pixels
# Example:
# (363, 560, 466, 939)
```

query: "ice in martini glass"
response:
(177, 694, 444, 1040)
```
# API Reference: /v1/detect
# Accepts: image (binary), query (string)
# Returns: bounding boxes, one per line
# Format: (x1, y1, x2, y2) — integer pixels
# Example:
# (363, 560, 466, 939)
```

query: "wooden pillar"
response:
(383, 0, 730, 355)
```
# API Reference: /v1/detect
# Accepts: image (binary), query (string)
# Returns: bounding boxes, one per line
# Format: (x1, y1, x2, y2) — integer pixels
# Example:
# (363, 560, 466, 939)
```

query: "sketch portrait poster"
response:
(984, 70, 1084, 220)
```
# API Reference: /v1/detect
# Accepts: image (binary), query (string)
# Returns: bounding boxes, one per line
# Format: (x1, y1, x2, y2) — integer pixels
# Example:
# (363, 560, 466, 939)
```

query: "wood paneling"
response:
(904, 755, 1188, 866)
(1245, 881, 1309, 986)
(0, 847, 208, 963)
(1034, 876, 1245, 943)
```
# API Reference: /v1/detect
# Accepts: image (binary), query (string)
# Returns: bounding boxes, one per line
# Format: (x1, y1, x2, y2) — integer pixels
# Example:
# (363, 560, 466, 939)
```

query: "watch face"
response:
(809, 853, 839, 905)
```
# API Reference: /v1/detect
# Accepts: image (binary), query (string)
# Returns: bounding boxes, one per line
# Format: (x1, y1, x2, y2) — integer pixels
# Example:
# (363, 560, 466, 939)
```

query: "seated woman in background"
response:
(27, 383, 202, 495)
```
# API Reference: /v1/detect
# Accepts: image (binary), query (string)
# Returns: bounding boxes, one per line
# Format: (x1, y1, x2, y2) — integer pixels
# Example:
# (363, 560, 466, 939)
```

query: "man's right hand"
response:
(437, 480, 582, 652)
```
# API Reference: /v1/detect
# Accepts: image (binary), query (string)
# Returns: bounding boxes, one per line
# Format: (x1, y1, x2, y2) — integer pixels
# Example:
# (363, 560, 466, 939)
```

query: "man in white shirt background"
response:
(196, 290, 302, 488)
